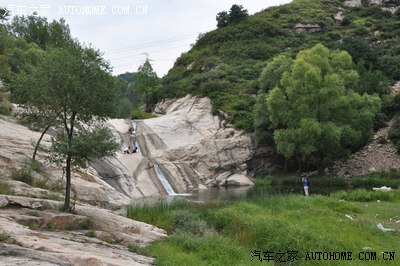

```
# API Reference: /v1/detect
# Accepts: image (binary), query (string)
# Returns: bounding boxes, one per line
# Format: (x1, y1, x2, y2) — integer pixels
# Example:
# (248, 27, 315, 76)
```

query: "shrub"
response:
(173, 210, 208, 236)
(82, 217, 93, 230)
(84, 230, 97, 238)
(11, 166, 33, 185)
(389, 115, 400, 151)
(46, 221, 54, 230)
(0, 106, 11, 115)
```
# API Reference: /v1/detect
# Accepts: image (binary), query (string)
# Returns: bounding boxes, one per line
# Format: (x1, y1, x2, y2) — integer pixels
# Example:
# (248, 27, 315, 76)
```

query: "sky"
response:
(3, 0, 292, 77)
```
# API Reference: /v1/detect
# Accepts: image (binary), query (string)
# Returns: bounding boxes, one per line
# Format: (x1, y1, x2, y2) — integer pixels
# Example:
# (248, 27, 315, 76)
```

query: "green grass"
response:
(127, 243, 149, 256)
(127, 190, 400, 265)
(84, 230, 97, 238)
(332, 189, 397, 202)
(11, 166, 34, 185)
(253, 175, 276, 186)
(130, 108, 158, 120)
(0, 180, 11, 195)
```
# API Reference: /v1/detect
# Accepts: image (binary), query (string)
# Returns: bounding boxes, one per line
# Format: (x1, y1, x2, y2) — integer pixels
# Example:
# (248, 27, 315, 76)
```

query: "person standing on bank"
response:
(302, 177, 310, 197)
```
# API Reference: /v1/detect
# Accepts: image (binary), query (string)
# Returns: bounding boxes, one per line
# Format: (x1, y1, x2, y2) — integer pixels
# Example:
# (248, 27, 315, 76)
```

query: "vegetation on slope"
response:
(158, 0, 400, 134)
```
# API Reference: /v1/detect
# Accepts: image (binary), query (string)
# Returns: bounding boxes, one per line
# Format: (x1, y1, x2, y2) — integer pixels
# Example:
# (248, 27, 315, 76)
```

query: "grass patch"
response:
(84, 230, 97, 238)
(331, 189, 396, 202)
(46, 220, 54, 230)
(0, 180, 11, 195)
(254, 175, 276, 186)
(130, 108, 158, 120)
(0, 233, 18, 244)
(127, 243, 149, 256)
(282, 176, 348, 187)
(11, 166, 34, 185)
(82, 217, 93, 230)
(127, 200, 192, 233)
(128, 190, 400, 265)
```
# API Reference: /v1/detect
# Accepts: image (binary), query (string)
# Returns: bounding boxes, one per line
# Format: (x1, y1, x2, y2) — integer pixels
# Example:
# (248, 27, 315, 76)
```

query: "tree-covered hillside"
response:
(158, 0, 400, 134)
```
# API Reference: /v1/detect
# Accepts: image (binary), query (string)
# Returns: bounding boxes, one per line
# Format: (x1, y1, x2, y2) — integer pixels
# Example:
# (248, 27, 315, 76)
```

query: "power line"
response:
(104, 33, 197, 55)
(106, 43, 191, 62)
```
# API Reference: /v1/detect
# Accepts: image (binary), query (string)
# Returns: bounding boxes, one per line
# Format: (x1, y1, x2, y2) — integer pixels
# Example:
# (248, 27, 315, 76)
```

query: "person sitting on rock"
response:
(124, 146, 131, 154)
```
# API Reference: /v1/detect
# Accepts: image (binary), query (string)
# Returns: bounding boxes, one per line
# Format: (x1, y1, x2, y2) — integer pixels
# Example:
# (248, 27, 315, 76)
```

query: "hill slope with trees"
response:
(152, 0, 400, 169)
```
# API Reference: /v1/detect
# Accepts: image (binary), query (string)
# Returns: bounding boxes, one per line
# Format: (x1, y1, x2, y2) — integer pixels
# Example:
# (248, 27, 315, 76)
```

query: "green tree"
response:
(254, 90, 273, 146)
(268, 44, 381, 169)
(259, 55, 293, 91)
(12, 44, 118, 211)
(134, 59, 160, 112)
(8, 15, 73, 49)
(216, 4, 248, 28)
(216, 11, 229, 28)
(228, 4, 248, 24)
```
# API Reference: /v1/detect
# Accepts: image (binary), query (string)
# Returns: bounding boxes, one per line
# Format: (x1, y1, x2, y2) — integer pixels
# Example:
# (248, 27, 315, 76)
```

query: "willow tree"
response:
(12, 43, 118, 211)
(268, 44, 381, 169)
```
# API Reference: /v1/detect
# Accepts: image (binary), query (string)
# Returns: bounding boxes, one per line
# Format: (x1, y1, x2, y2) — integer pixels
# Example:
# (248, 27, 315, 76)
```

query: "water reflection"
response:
(130, 184, 345, 207)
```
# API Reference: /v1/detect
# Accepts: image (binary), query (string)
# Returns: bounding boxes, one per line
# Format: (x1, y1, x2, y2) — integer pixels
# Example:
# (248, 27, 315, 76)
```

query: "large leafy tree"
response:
(12, 43, 118, 211)
(267, 44, 381, 169)
(8, 15, 73, 49)
(134, 58, 160, 112)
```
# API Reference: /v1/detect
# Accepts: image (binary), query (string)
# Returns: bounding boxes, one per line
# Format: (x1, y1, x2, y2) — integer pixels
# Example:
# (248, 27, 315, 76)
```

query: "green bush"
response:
(389, 115, 400, 152)
(0, 106, 11, 115)
(82, 217, 93, 230)
(84, 230, 97, 238)
(173, 210, 208, 236)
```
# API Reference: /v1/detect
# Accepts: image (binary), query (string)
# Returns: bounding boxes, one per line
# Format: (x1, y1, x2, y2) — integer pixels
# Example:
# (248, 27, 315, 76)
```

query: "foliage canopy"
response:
(268, 44, 381, 168)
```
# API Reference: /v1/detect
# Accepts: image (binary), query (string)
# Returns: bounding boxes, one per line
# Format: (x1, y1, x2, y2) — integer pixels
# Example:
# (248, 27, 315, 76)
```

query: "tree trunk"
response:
(32, 124, 51, 161)
(63, 154, 72, 211)
(62, 112, 76, 212)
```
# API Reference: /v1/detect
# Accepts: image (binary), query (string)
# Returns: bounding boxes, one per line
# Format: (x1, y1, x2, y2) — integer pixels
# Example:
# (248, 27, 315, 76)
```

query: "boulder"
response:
(0, 195, 8, 208)
(225, 174, 254, 187)
(6, 195, 31, 208)
(294, 23, 321, 33)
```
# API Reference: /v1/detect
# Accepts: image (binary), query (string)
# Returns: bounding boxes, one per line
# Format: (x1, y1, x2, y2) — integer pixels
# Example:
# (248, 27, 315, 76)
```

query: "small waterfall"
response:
(130, 137, 141, 155)
(153, 160, 177, 195)
(129, 121, 141, 155)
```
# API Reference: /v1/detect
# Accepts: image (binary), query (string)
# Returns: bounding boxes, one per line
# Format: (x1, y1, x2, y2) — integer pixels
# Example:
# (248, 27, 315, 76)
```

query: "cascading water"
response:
(153, 160, 177, 195)
(130, 137, 141, 155)
(132, 120, 178, 195)
(129, 121, 141, 155)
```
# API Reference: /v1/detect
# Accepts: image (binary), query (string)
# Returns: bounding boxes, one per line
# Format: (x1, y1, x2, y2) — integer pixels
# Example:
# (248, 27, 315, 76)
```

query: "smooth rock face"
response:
(140, 95, 255, 190)
(0, 198, 167, 265)
(95, 95, 255, 198)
